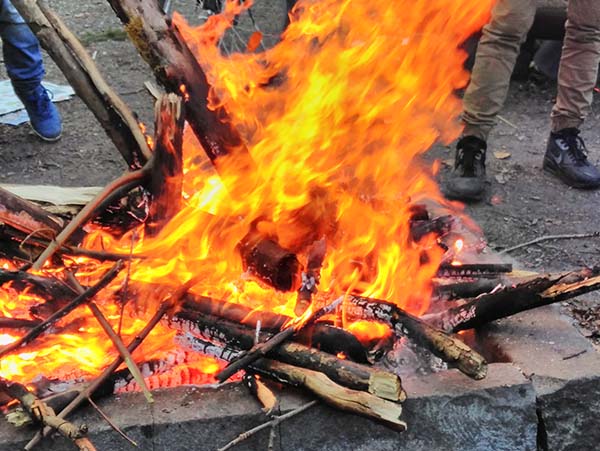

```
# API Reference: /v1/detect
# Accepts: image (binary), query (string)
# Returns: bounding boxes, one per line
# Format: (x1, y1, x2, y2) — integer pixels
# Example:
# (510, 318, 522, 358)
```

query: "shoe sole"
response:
(542, 159, 600, 190)
(30, 123, 62, 142)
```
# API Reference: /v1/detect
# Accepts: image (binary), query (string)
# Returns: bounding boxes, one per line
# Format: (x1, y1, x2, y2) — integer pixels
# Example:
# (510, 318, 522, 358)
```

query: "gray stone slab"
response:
(0, 363, 536, 451)
(479, 305, 600, 451)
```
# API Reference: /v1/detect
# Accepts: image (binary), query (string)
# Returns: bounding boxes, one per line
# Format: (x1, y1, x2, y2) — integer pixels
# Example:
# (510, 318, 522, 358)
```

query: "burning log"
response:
(437, 263, 513, 278)
(238, 228, 302, 292)
(343, 295, 487, 380)
(0, 317, 41, 329)
(106, 0, 256, 189)
(147, 93, 185, 237)
(10, 0, 151, 168)
(426, 267, 600, 332)
(0, 268, 73, 302)
(216, 296, 343, 382)
(0, 261, 123, 359)
(296, 239, 327, 315)
(0, 378, 95, 451)
(171, 311, 405, 402)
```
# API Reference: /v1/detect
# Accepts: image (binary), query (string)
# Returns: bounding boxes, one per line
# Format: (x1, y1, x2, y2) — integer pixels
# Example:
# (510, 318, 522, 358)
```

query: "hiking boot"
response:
(543, 128, 600, 189)
(14, 84, 62, 142)
(444, 136, 487, 201)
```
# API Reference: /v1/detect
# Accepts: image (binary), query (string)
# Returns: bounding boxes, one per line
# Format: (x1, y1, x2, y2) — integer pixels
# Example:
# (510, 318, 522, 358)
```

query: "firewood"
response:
(10, 0, 151, 168)
(344, 295, 487, 380)
(216, 297, 343, 383)
(0, 317, 41, 329)
(0, 378, 95, 451)
(106, 0, 256, 193)
(251, 360, 406, 430)
(426, 267, 600, 332)
(0, 261, 123, 359)
(147, 93, 185, 236)
(25, 275, 202, 450)
(0, 186, 64, 238)
(171, 311, 406, 402)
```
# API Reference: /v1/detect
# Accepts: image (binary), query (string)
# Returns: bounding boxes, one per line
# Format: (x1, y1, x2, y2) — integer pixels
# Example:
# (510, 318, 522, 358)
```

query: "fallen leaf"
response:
(493, 151, 511, 160)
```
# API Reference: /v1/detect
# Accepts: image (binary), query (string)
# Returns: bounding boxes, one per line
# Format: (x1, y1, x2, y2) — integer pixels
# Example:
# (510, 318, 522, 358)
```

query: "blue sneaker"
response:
(15, 84, 62, 141)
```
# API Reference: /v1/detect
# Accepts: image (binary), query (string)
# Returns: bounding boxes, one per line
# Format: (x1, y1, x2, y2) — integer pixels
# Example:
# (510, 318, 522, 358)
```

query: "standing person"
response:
(445, 0, 600, 201)
(0, 0, 61, 141)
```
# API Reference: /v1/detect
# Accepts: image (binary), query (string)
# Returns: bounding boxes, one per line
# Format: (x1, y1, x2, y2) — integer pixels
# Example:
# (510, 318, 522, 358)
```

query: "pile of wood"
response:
(1, 2, 600, 450)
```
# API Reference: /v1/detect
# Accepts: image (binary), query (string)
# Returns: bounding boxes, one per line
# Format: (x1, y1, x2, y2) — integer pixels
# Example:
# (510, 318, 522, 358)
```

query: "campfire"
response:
(2, 0, 600, 449)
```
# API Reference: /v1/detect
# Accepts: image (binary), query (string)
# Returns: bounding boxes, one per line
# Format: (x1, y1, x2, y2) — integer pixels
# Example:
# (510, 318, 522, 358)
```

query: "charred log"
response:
(436, 263, 513, 278)
(106, 0, 256, 192)
(147, 93, 185, 237)
(426, 267, 600, 332)
(170, 311, 404, 402)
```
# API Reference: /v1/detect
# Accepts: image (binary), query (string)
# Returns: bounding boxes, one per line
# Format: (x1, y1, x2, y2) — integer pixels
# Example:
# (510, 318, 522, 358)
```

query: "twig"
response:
(217, 400, 318, 451)
(498, 232, 600, 254)
(497, 114, 518, 129)
(65, 271, 153, 404)
(86, 396, 138, 447)
(0, 378, 96, 451)
(216, 297, 343, 382)
(0, 261, 123, 359)
(25, 275, 201, 450)
(32, 162, 153, 270)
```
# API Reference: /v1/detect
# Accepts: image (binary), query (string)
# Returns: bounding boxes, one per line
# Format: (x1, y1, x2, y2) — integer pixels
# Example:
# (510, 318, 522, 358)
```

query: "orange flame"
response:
(0, 0, 493, 385)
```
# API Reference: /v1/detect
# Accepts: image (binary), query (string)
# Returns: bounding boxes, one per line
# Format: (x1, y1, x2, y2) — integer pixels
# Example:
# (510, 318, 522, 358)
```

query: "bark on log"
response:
(0, 186, 63, 239)
(147, 93, 184, 237)
(11, 0, 151, 168)
(106, 0, 256, 189)
(170, 311, 405, 402)
(343, 295, 488, 380)
(426, 267, 600, 332)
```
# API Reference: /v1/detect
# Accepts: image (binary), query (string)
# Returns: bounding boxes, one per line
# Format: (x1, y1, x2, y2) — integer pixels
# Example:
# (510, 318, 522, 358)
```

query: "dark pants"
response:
(0, 0, 44, 90)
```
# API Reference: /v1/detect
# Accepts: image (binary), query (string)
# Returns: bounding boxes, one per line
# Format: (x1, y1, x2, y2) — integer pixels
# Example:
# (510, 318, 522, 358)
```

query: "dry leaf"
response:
(493, 151, 511, 160)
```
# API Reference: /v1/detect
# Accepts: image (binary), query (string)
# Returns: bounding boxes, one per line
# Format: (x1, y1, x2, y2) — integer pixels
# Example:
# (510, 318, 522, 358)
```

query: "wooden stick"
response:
(0, 261, 123, 359)
(147, 93, 184, 237)
(86, 396, 138, 447)
(251, 359, 406, 430)
(10, 0, 151, 168)
(344, 295, 487, 380)
(498, 232, 600, 254)
(0, 186, 63, 238)
(0, 378, 96, 451)
(0, 317, 41, 329)
(217, 400, 318, 451)
(25, 276, 201, 450)
(65, 272, 154, 404)
(173, 314, 406, 402)
(216, 297, 342, 382)
(105, 0, 257, 196)
(428, 268, 600, 332)
(32, 163, 152, 270)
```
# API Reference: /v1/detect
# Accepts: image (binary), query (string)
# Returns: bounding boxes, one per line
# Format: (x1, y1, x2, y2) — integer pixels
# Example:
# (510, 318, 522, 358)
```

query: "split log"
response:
(147, 93, 184, 237)
(106, 0, 256, 190)
(11, 0, 151, 168)
(0, 186, 63, 239)
(0, 378, 95, 451)
(426, 267, 600, 332)
(250, 360, 406, 430)
(343, 295, 488, 380)
(170, 311, 405, 402)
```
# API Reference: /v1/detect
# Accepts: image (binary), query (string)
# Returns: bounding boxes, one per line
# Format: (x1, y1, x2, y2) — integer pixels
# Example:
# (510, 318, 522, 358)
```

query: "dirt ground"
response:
(2, 1, 600, 338)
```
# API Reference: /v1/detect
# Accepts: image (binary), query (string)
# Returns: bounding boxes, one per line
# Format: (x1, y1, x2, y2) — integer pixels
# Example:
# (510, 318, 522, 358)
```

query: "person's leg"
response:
(445, 0, 536, 201)
(543, 0, 600, 188)
(0, 0, 61, 141)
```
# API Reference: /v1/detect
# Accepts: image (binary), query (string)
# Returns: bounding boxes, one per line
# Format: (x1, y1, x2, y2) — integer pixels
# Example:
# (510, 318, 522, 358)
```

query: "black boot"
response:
(543, 128, 600, 189)
(444, 136, 487, 201)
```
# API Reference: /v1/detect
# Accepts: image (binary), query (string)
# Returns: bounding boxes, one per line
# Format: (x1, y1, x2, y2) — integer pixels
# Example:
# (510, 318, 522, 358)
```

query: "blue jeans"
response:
(0, 0, 44, 90)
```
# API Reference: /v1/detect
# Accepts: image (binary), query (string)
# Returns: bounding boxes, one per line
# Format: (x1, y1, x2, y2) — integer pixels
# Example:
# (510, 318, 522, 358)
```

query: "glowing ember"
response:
(0, 0, 493, 386)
